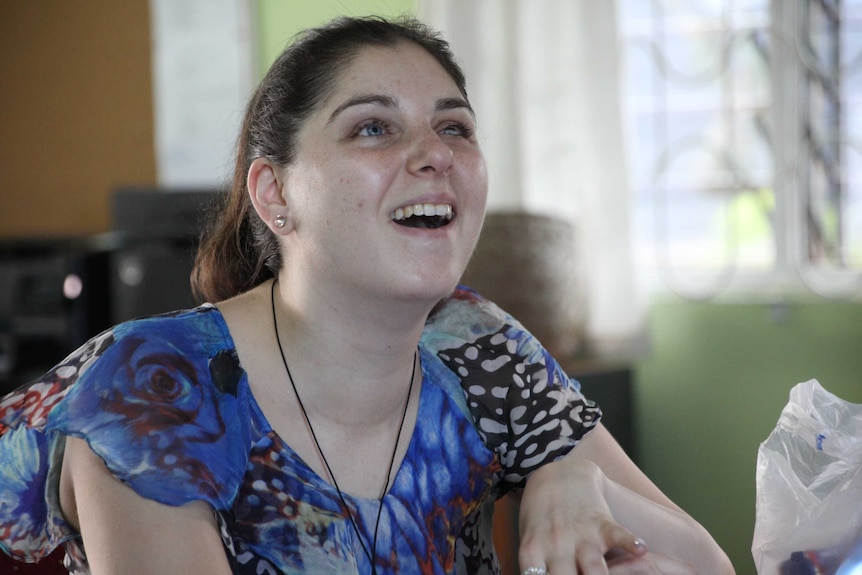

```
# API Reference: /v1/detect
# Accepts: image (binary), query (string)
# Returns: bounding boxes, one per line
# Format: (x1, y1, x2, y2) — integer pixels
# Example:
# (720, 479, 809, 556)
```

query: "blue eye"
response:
(441, 122, 474, 138)
(356, 121, 387, 137)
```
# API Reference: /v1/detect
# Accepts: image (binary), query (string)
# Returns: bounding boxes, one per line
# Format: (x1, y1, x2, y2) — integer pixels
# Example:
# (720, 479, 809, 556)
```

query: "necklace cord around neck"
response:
(270, 279, 416, 573)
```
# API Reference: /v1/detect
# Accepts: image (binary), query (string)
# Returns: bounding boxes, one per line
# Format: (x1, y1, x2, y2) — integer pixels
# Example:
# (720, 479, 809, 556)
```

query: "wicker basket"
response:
(460, 211, 585, 359)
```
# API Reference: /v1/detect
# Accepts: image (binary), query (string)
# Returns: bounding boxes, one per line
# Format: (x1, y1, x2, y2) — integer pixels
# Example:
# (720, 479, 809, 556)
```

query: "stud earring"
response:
(274, 215, 286, 228)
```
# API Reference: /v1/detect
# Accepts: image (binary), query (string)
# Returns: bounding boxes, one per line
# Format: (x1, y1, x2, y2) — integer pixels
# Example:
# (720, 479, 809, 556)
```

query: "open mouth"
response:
(390, 203, 454, 229)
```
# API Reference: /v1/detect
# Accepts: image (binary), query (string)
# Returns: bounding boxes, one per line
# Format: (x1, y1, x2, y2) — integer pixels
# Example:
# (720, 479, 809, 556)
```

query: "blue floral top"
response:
(0, 287, 600, 575)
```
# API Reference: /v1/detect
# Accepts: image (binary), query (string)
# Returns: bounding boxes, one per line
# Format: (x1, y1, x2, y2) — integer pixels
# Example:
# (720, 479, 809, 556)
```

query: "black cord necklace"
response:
(270, 279, 415, 575)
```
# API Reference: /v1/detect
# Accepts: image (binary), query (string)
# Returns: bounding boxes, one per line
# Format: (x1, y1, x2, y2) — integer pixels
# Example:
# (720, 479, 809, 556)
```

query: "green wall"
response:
(635, 298, 862, 574)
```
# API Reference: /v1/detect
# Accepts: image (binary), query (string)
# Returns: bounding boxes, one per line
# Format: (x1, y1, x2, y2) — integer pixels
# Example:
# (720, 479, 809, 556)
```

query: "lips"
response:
(390, 203, 454, 229)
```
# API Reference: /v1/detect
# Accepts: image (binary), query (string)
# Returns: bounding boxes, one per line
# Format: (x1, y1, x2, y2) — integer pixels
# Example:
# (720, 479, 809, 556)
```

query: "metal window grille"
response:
(618, 0, 862, 299)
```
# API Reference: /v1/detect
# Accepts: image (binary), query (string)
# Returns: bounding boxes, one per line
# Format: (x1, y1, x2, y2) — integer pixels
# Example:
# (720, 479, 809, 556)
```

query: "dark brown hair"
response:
(191, 15, 468, 303)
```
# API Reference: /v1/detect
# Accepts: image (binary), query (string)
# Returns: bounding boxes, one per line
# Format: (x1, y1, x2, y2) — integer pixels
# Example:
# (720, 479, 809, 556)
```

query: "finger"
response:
(521, 526, 610, 575)
(517, 535, 548, 575)
(601, 522, 648, 557)
(572, 544, 611, 575)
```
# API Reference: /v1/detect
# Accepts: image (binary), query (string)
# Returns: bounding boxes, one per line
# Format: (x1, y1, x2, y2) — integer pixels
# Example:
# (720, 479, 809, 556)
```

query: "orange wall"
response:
(0, 1, 156, 238)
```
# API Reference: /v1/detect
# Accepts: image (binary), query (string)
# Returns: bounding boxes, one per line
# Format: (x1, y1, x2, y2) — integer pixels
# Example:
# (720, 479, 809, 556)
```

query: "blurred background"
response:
(1, 1, 861, 573)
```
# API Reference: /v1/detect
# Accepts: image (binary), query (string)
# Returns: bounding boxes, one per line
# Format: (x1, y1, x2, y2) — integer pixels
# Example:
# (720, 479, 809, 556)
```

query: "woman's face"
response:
(281, 41, 488, 305)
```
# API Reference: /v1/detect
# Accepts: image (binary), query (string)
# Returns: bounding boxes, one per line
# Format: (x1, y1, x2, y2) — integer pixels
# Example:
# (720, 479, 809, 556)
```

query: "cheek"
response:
(461, 153, 488, 202)
(467, 177, 489, 221)
(337, 167, 390, 212)
(465, 169, 488, 245)
(475, 179, 488, 211)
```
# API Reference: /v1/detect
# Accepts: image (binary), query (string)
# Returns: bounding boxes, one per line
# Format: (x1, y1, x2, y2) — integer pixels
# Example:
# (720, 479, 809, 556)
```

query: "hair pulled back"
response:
(191, 15, 468, 303)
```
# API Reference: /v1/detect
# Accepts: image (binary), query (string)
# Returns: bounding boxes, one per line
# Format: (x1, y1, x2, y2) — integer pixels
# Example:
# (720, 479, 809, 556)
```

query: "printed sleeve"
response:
(0, 306, 250, 563)
(423, 286, 602, 489)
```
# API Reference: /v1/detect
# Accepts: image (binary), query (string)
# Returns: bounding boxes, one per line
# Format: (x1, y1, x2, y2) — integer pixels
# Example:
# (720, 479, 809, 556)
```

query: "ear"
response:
(248, 157, 293, 234)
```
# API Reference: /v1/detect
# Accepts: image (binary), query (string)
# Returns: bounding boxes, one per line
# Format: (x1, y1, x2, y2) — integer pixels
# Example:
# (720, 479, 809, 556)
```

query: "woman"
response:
(0, 15, 733, 575)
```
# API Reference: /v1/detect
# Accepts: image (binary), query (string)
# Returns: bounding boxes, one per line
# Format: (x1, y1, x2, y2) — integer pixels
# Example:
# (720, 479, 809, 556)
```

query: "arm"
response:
(578, 424, 733, 571)
(517, 424, 734, 575)
(60, 436, 233, 575)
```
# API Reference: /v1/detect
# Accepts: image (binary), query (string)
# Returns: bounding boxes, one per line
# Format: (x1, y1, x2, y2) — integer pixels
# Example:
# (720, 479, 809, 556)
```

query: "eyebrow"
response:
(437, 97, 475, 117)
(326, 94, 475, 125)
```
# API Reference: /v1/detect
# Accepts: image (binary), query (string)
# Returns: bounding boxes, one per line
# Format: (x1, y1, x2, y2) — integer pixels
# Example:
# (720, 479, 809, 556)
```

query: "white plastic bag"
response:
(752, 379, 862, 575)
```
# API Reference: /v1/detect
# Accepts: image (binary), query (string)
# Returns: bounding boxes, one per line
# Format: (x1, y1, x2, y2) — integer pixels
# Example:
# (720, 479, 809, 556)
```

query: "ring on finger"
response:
(521, 568, 549, 575)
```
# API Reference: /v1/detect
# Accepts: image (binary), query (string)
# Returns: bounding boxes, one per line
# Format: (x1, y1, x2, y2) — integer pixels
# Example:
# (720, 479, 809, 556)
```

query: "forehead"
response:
(322, 42, 463, 108)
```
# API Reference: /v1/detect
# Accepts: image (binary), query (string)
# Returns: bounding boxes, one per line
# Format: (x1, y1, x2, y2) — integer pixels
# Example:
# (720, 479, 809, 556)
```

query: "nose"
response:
(407, 129, 454, 176)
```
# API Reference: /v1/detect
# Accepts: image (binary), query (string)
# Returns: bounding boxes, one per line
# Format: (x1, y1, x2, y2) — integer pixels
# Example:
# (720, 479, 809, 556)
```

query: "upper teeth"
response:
(390, 203, 454, 221)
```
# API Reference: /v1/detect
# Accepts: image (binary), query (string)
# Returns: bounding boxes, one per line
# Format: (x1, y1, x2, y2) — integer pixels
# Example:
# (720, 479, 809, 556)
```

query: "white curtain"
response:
(419, 0, 645, 358)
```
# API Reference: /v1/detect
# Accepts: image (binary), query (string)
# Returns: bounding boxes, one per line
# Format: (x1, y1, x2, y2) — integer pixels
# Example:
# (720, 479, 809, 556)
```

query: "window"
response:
(618, 0, 862, 299)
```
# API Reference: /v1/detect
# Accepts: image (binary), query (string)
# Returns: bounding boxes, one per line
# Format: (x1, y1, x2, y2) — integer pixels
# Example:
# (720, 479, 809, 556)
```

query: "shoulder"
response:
(48, 305, 244, 424)
(1, 306, 238, 430)
(81, 304, 243, 396)
(423, 285, 509, 343)
(0, 306, 247, 562)
(421, 286, 602, 484)
(423, 285, 545, 367)
(45, 305, 250, 508)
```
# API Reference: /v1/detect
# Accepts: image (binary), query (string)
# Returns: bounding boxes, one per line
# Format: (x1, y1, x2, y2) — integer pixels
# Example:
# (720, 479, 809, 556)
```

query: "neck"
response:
(270, 276, 430, 425)
(270, 279, 417, 572)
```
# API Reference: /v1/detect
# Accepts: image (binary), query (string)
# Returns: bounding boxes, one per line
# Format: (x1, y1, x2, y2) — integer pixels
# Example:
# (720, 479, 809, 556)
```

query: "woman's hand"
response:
(517, 456, 648, 575)
(519, 424, 735, 574)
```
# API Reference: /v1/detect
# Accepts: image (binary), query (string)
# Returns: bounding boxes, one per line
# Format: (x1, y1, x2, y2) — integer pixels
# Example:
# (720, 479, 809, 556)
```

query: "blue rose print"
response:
(47, 312, 247, 508)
